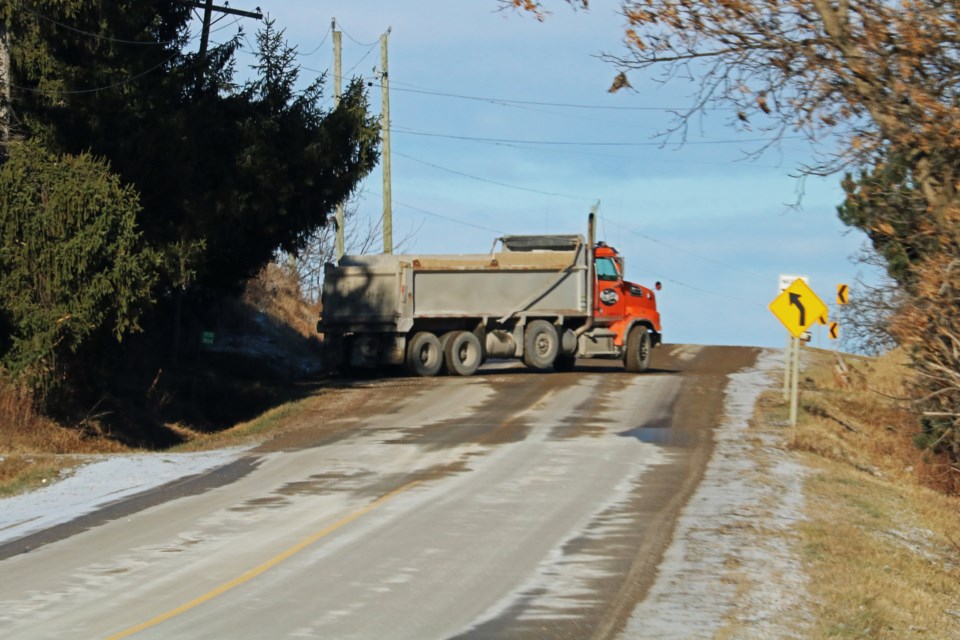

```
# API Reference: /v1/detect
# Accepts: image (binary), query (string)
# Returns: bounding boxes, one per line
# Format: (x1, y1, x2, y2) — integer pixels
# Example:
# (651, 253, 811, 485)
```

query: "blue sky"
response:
(204, 1, 884, 349)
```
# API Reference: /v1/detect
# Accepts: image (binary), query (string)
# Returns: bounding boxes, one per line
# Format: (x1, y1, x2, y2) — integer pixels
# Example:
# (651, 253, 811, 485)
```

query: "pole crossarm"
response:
(181, 1, 263, 20)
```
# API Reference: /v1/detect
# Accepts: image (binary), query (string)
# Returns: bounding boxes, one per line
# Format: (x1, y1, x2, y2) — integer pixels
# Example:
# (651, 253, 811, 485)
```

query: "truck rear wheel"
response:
(624, 325, 651, 373)
(443, 331, 482, 376)
(406, 332, 443, 377)
(321, 335, 346, 374)
(523, 320, 559, 371)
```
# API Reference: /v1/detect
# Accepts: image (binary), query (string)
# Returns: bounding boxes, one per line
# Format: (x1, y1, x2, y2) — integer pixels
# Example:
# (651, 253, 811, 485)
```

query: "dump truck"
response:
(318, 213, 661, 376)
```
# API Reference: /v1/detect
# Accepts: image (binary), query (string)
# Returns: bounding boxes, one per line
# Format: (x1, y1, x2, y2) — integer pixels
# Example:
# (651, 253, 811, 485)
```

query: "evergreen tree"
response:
(837, 156, 938, 291)
(0, 141, 157, 397)
(0, 2, 379, 420)
(5, 3, 379, 295)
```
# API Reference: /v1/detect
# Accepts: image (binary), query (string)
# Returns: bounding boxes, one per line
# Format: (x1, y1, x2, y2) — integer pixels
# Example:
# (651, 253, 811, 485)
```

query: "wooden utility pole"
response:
(182, 1, 263, 62)
(333, 18, 345, 261)
(198, 0, 214, 60)
(380, 28, 393, 254)
(0, 23, 10, 144)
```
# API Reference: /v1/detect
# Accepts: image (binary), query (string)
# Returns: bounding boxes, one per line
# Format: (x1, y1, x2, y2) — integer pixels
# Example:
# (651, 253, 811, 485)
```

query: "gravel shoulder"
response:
(0, 449, 249, 549)
(620, 348, 813, 639)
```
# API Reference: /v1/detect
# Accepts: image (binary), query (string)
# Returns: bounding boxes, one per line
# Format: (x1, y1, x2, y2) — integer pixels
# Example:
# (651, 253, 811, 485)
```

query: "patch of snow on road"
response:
(620, 348, 812, 640)
(0, 449, 246, 545)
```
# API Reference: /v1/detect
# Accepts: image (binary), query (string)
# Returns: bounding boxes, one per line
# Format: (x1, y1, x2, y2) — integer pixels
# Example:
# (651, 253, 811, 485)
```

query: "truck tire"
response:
(406, 332, 443, 377)
(322, 335, 346, 374)
(443, 331, 483, 376)
(624, 325, 651, 373)
(523, 320, 559, 371)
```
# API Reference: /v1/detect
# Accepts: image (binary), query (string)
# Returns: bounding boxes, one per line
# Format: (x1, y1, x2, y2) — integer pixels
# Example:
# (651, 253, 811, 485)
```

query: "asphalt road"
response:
(0, 344, 759, 640)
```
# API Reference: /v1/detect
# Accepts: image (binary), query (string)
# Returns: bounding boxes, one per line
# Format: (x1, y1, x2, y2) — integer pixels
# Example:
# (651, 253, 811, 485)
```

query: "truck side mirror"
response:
(655, 281, 662, 291)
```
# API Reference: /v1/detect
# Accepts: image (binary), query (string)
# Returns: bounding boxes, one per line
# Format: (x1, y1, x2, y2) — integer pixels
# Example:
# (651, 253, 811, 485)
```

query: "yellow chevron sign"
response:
(829, 322, 839, 340)
(837, 284, 849, 305)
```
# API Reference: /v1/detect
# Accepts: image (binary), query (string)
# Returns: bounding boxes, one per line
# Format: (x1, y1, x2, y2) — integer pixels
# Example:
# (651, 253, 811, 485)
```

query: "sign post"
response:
(770, 277, 828, 427)
(782, 335, 793, 401)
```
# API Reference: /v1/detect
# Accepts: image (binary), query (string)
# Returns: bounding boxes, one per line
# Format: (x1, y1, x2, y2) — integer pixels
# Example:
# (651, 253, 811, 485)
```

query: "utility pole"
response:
(182, 1, 263, 63)
(198, 0, 214, 61)
(333, 18, 345, 261)
(0, 23, 10, 144)
(174, 1, 260, 364)
(380, 28, 393, 254)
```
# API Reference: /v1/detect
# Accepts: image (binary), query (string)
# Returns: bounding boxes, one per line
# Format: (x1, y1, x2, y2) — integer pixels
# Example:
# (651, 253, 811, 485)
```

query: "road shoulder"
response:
(620, 348, 812, 639)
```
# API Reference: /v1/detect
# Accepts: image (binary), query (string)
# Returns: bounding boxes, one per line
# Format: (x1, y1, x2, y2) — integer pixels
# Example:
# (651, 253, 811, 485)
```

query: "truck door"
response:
(593, 255, 627, 323)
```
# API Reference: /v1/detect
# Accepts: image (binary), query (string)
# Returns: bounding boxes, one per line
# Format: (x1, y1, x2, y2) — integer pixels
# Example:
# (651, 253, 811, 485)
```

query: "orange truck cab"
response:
(592, 242, 662, 348)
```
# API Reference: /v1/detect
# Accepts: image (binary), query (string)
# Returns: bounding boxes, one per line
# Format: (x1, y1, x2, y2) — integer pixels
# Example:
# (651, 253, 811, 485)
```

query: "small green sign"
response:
(201, 331, 215, 346)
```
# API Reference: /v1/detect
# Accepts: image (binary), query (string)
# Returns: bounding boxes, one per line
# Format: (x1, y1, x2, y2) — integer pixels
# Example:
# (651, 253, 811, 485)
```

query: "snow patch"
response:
(0, 449, 246, 545)
(620, 348, 812, 639)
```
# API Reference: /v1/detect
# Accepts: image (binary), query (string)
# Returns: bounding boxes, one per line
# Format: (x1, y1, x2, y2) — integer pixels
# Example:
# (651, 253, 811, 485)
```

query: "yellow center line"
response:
(106, 480, 421, 639)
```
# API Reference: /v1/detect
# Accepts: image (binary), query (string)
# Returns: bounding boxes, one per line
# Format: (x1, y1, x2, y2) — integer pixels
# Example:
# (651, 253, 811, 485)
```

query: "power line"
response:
(23, 7, 180, 46)
(465, 136, 788, 168)
(12, 49, 181, 95)
(376, 80, 797, 155)
(645, 272, 766, 307)
(391, 125, 791, 168)
(370, 81, 732, 112)
(209, 15, 243, 36)
(298, 27, 332, 57)
(338, 24, 378, 47)
(345, 41, 378, 77)
(391, 127, 800, 147)
(394, 151, 593, 202)
(369, 191, 506, 235)
(390, 150, 770, 285)
(392, 132, 777, 284)
(602, 217, 768, 282)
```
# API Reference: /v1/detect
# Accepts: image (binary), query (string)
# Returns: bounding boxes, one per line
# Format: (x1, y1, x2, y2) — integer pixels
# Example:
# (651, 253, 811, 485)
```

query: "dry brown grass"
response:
(0, 373, 128, 495)
(242, 262, 322, 342)
(775, 347, 960, 639)
(794, 347, 959, 494)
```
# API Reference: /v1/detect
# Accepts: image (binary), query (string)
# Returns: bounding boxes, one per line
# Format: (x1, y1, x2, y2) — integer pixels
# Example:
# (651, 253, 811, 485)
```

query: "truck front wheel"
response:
(624, 325, 651, 373)
(443, 331, 483, 376)
(406, 332, 443, 377)
(523, 320, 559, 371)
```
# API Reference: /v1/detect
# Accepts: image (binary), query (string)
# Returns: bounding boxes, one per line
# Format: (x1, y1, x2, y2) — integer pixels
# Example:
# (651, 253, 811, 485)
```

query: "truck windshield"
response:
(596, 257, 619, 281)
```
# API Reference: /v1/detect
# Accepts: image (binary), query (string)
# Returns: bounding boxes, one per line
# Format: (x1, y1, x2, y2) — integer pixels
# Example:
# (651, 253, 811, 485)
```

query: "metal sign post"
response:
(770, 276, 827, 427)
(789, 333, 801, 427)
(782, 334, 793, 401)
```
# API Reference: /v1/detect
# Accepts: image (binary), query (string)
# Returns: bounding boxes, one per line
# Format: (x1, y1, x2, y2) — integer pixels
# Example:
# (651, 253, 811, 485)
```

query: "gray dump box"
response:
(321, 235, 587, 333)
(320, 217, 661, 376)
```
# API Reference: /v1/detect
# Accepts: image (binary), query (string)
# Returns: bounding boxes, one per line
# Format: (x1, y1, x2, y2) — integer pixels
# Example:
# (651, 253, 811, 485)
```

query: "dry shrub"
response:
(242, 262, 322, 342)
(0, 372, 37, 437)
(0, 372, 127, 494)
(794, 348, 960, 495)
(0, 372, 126, 456)
(886, 253, 960, 476)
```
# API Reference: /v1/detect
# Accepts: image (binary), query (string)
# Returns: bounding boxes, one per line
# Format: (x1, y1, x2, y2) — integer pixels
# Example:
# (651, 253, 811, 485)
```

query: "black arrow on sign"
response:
(789, 292, 806, 326)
